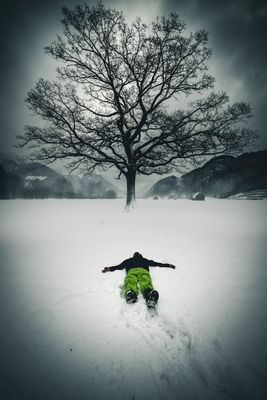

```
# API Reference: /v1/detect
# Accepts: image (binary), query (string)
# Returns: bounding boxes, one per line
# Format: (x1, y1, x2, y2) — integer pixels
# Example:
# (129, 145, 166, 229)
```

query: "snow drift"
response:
(0, 199, 266, 400)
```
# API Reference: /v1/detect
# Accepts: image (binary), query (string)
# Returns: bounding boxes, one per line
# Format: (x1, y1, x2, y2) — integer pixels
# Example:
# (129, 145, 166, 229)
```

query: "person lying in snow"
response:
(102, 252, 175, 307)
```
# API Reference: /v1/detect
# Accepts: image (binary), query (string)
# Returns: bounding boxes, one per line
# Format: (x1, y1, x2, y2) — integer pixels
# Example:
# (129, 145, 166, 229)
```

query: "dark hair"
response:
(133, 252, 142, 258)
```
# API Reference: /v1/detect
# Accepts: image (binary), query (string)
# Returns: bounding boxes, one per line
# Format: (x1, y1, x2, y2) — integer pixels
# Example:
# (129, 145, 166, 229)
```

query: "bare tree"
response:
(19, 3, 255, 207)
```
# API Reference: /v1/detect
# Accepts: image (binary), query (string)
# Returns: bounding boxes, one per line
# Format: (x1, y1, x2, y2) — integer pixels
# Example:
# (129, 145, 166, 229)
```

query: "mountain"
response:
(68, 172, 123, 198)
(0, 158, 121, 199)
(0, 157, 60, 178)
(2, 150, 267, 200)
(144, 150, 267, 199)
(17, 162, 61, 179)
(0, 160, 75, 199)
(181, 150, 267, 198)
(145, 175, 184, 199)
(0, 158, 22, 174)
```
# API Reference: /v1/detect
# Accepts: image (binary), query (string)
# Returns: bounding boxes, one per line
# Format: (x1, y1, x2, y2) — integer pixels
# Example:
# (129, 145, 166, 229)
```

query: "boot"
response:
(144, 288, 152, 301)
(126, 290, 137, 303)
(146, 290, 159, 308)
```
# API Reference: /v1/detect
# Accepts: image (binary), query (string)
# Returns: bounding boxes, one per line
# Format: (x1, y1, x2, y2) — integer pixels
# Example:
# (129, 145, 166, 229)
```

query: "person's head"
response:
(133, 252, 142, 258)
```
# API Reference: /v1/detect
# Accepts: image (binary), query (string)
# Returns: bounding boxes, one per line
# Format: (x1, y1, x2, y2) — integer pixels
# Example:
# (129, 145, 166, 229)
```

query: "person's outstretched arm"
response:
(146, 259, 176, 269)
(102, 260, 127, 273)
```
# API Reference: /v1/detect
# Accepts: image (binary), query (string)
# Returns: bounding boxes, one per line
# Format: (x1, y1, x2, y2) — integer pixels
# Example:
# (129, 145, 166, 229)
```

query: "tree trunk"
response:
(125, 168, 136, 208)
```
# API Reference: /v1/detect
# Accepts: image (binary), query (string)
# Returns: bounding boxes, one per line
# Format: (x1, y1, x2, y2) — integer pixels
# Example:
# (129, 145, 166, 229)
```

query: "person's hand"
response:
(102, 267, 110, 273)
(169, 264, 176, 269)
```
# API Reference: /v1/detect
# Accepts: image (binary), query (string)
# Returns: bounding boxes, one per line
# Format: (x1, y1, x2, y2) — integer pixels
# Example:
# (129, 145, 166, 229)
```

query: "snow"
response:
(25, 176, 47, 181)
(0, 198, 267, 400)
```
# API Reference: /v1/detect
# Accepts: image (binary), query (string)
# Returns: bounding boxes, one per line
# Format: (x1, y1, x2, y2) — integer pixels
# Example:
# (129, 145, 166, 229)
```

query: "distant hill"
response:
(0, 158, 60, 178)
(181, 150, 267, 198)
(2, 150, 267, 200)
(0, 158, 22, 174)
(145, 175, 184, 199)
(145, 150, 267, 199)
(0, 158, 121, 199)
(17, 162, 61, 179)
(68, 172, 123, 198)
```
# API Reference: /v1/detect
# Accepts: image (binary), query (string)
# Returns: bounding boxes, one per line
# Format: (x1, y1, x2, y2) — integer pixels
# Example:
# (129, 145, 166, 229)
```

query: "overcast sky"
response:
(1, 0, 266, 162)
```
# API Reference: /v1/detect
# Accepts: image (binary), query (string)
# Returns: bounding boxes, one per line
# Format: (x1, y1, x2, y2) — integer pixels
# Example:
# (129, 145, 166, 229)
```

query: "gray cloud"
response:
(160, 0, 267, 146)
(0, 0, 266, 156)
(0, 0, 75, 155)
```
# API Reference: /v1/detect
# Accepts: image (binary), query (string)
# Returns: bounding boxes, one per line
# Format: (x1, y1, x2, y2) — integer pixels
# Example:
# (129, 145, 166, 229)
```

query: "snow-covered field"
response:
(0, 199, 267, 400)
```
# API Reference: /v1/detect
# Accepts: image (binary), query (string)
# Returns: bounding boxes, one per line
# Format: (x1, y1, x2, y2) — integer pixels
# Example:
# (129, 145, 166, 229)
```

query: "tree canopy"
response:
(19, 2, 255, 207)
